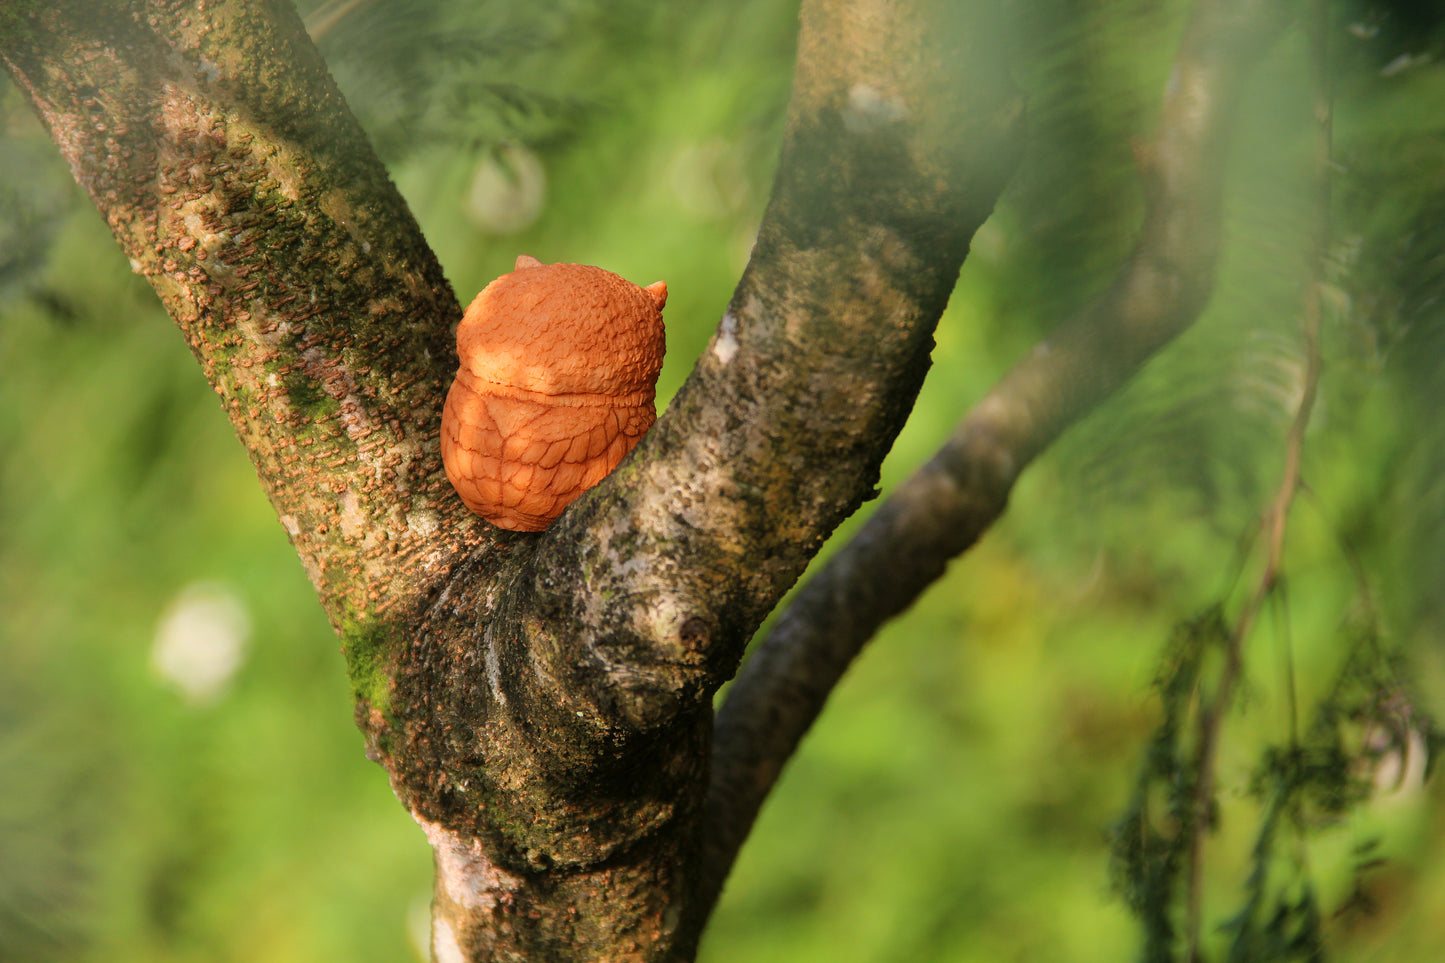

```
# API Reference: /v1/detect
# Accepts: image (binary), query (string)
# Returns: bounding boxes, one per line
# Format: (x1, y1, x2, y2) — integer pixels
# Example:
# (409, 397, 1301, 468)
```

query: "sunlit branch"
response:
(0, 0, 475, 623)
(701, 0, 1297, 917)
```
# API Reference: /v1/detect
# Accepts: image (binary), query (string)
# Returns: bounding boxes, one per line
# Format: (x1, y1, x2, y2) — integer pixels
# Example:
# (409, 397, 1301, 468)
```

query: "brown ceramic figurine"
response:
(441, 255, 667, 531)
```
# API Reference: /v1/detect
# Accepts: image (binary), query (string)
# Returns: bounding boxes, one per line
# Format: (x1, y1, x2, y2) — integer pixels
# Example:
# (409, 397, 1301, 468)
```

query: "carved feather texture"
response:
(441, 256, 666, 531)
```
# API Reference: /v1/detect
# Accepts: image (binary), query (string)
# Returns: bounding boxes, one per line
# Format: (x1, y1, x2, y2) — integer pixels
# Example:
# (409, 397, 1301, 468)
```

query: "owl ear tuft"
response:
(645, 281, 667, 310)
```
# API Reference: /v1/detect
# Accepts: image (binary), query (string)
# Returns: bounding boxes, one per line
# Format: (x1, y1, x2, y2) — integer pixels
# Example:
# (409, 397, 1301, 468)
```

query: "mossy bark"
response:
(3, 0, 1021, 960)
(0, 0, 482, 626)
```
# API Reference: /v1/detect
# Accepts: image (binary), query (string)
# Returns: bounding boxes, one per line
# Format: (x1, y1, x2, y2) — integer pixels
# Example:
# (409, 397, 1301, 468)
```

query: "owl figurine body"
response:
(441, 255, 667, 531)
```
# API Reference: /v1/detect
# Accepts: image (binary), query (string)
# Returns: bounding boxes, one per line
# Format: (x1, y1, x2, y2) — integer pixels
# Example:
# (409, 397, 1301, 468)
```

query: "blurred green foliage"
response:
(3, 0, 1445, 961)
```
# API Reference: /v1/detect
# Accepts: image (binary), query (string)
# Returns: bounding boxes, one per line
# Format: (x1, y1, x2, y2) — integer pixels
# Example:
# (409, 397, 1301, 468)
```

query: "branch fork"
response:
(1, 0, 1296, 958)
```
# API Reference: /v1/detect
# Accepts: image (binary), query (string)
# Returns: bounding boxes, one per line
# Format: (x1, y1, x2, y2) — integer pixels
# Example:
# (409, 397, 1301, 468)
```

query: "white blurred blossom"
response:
(465, 143, 547, 235)
(668, 138, 749, 220)
(151, 581, 251, 704)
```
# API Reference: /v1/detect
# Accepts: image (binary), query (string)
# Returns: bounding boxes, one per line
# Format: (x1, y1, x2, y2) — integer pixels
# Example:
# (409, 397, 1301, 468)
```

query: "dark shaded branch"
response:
(0, 0, 485, 627)
(701, 0, 1298, 914)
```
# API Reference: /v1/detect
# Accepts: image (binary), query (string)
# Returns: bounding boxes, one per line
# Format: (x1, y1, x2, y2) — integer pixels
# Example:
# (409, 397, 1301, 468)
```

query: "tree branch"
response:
(0, 0, 484, 630)
(701, 0, 1298, 915)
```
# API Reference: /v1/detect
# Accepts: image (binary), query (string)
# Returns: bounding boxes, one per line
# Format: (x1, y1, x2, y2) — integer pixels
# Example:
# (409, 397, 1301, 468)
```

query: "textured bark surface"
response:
(3, 0, 1021, 959)
(0, 0, 489, 634)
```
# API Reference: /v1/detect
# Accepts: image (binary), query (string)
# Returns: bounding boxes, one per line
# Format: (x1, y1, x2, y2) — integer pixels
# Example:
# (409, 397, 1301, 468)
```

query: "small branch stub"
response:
(441, 255, 668, 531)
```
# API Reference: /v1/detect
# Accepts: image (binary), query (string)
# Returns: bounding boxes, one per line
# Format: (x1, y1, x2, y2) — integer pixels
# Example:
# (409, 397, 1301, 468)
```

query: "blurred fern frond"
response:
(298, 0, 656, 159)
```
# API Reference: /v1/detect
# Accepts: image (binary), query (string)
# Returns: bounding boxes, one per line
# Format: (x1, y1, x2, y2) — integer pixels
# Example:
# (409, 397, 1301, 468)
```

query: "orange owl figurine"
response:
(441, 255, 667, 531)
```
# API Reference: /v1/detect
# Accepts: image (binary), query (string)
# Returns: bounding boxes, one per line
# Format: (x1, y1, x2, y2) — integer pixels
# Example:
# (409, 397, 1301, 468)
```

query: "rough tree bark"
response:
(1, 0, 1289, 959)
